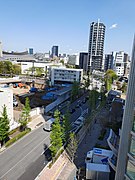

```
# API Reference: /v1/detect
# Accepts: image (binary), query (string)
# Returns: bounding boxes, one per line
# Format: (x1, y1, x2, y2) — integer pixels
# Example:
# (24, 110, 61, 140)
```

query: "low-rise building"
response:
(50, 67, 83, 85)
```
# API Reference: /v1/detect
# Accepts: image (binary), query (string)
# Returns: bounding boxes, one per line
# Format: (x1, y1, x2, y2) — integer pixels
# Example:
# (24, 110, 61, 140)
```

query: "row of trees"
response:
(50, 109, 78, 162)
(0, 61, 21, 76)
(26, 67, 47, 77)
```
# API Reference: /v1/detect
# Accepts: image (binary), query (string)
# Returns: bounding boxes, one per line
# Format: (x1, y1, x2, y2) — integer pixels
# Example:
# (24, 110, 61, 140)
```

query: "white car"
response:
(74, 116, 85, 126)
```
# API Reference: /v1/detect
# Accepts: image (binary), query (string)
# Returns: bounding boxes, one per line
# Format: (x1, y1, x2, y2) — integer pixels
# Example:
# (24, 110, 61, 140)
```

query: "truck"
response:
(44, 118, 55, 131)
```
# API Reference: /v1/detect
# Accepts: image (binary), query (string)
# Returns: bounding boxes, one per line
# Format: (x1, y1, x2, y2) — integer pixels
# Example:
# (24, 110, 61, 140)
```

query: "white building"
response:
(20, 61, 62, 75)
(0, 87, 13, 122)
(67, 54, 79, 65)
(114, 51, 128, 76)
(50, 67, 83, 85)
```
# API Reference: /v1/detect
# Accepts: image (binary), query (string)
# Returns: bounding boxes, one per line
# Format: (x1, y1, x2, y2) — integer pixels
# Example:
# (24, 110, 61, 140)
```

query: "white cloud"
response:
(109, 23, 118, 29)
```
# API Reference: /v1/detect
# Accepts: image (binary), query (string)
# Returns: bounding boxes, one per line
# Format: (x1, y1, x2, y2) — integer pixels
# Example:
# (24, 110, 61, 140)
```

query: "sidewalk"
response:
(27, 114, 45, 130)
(36, 152, 70, 180)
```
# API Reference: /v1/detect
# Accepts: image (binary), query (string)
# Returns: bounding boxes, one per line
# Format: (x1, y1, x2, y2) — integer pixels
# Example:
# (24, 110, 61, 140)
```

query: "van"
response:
(44, 118, 55, 131)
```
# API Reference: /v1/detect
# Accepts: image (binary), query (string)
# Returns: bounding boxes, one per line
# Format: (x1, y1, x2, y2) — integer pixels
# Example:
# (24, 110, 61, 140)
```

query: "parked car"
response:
(74, 116, 85, 126)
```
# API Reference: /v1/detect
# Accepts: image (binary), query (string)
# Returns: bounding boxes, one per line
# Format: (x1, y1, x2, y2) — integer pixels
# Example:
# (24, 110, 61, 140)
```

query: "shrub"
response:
(5, 128, 31, 147)
(9, 127, 19, 135)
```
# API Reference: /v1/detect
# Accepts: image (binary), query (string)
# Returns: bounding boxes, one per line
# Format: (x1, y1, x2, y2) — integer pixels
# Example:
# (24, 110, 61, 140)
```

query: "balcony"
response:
(108, 154, 117, 171)
(107, 129, 119, 155)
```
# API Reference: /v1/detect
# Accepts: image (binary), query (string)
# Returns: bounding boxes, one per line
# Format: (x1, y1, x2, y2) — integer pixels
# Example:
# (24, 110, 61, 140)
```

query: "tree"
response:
(50, 110, 63, 159)
(35, 67, 44, 77)
(71, 81, 80, 101)
(60, 59, 64, 65)
(104, 69, 117, 91)
(61, 111, 71, 143)
(89, 90, 99, 111)
(84, 74, 90, 90)
(0, 105, 10, 147)
(66, 132, 78, 162)
(19, 97, 31, 131)
(13, 64, 21, 75)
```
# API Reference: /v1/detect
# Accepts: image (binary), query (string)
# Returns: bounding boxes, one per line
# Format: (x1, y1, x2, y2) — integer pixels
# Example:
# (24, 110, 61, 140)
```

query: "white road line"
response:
(0, 134, 50, 179)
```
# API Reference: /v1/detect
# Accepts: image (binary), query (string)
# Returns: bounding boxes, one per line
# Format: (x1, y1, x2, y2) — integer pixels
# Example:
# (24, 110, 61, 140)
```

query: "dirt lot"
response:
(10, 83, 52, 110)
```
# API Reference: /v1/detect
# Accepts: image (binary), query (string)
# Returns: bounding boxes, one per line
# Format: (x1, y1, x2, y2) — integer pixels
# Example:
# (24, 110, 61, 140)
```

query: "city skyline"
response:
(0, 0, 135, 55)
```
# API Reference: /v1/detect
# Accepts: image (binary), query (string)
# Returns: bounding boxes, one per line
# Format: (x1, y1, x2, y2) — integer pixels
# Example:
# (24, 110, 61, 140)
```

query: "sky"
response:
(0, 0, 135, 56)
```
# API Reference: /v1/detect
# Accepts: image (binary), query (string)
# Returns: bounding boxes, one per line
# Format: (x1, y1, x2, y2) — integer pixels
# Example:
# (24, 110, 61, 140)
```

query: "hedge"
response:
(5, 128, 31, 147)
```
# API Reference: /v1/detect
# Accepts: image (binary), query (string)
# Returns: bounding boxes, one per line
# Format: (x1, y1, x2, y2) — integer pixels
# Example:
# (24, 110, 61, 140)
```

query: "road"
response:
(0, 92, 90, 180)
(0, 125, 50, 180)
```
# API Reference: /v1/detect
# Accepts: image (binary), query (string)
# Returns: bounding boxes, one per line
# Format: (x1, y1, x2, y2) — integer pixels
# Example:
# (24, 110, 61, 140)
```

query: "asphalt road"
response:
(0, 125, 50, 180)
(0, 92, 90, 180)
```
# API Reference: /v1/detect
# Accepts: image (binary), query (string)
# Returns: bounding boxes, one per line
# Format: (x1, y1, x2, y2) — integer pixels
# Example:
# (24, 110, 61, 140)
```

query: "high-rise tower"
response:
(52, 46, 58, 58)
(87, 20, 105, 72)
(115, 36, 135, 180)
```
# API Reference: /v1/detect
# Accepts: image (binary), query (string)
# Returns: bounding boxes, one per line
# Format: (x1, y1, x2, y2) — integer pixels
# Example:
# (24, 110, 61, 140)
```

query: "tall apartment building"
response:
(114, 51, 128, 76)
(51, 46, 58, 58)
(114, 37, 135, 180)
(104, 52, 114, 72)
(79, 52, 88, 72)
(87, 20, 105, 72)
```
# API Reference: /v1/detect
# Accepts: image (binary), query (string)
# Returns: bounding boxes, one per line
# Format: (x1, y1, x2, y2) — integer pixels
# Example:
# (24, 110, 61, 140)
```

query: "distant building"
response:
(52, 46, 58, 57)
(29, 48, 33, 55)
(87, 20, 105, 72)
(50, 66, 83, 85)
(114, 51, 128, 76)
(67, 54, 79, 65)
(104, 53, 114, 71)
(79, 52, 88, 72)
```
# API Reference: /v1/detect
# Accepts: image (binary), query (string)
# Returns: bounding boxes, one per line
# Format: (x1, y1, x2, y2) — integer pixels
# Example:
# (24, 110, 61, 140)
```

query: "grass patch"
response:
(5, 128, 31, 147)
(98, 129, 107, 141)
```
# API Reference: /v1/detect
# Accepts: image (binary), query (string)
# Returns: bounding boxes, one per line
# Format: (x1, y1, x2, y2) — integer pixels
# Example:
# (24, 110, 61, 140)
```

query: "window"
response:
(130, 138, 135, 158)
(126, 160, 135, 180)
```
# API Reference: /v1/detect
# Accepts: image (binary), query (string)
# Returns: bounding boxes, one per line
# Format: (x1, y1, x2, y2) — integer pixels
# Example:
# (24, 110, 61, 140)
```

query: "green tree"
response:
(66, 132, 78, 162)
(89, 90, 99, 111)
(13, 64, 21, 75)
(84, 74, 90, 90)
(19, 97, 31, 131)
(0, 105, 10, 147)
(35, 67, 44, 77)
(71, 81, 80, 101)
(50, 110, 63, 159)
(60, 59, 64, 65)
(61, 111, 71, 143)
(104, 69, 117, 91)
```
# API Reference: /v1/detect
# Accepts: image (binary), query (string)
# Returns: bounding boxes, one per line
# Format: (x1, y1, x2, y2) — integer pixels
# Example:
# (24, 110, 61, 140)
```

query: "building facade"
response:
(104, 53, 114, 72)
(50, 67, 83, 85)
(52, 46, 58, 58)
(79, 52, 88, 72)
(115, 37, 135, 180)
(67, 54, 79, 66)
(114, 51, 128, 76)
(87, 20, 105, 72)
(0, 87, 13, 122)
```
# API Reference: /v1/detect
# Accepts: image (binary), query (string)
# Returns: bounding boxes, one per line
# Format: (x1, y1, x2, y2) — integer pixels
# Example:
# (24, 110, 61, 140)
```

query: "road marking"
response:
(0, 134, 50, 179)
